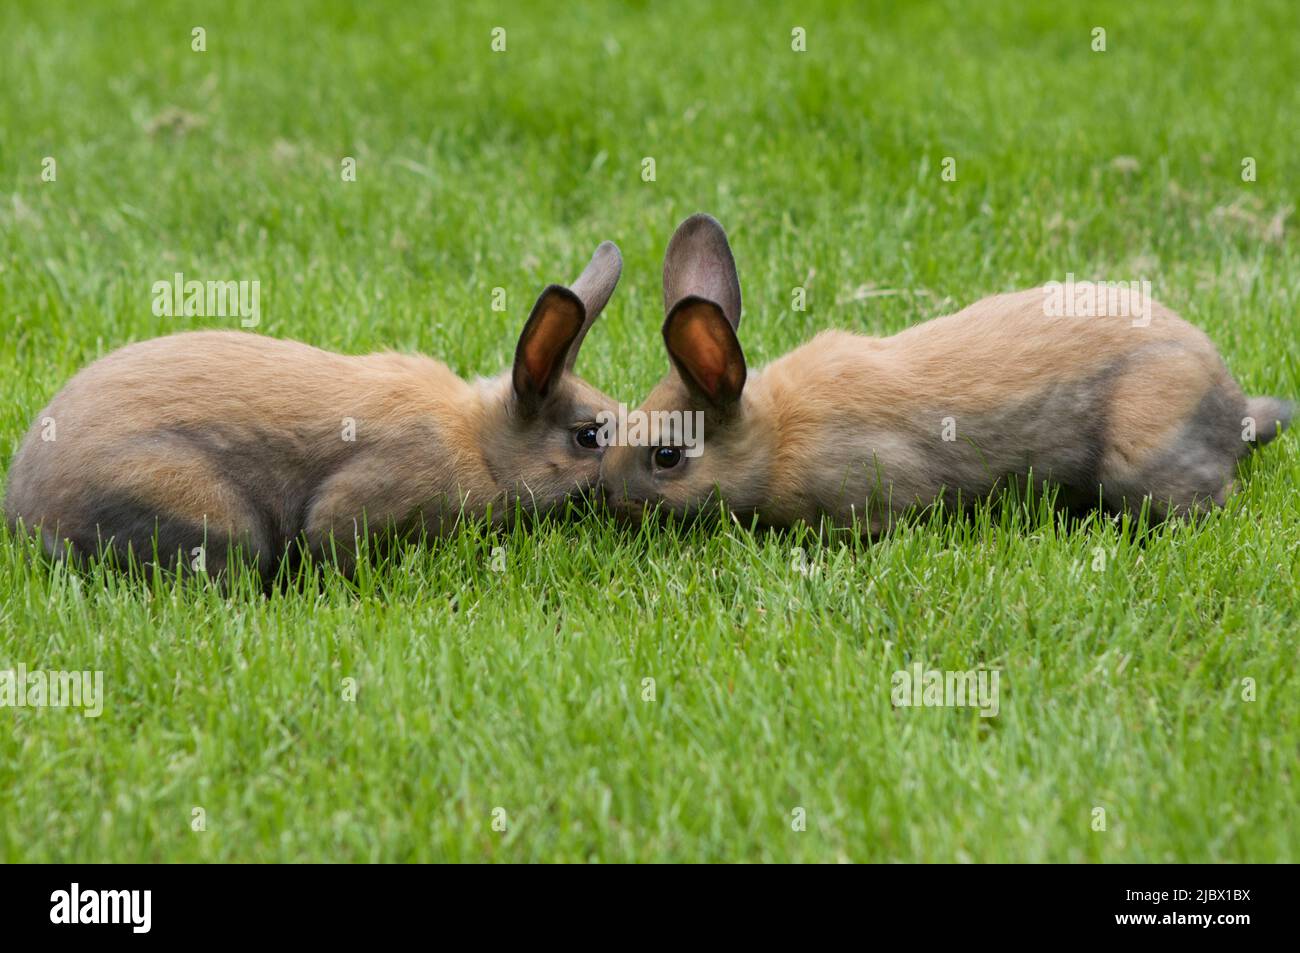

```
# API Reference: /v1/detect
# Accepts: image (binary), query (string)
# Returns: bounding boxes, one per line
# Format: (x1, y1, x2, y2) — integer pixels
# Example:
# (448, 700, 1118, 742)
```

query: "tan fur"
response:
(5, 243, 624, 578)
(602, 214, 1290, 533)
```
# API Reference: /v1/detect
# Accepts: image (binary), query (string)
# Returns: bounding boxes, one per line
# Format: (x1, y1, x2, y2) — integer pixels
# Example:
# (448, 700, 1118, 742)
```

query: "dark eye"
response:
(653, 446, 683, 469)
(574, 425, 601, 450)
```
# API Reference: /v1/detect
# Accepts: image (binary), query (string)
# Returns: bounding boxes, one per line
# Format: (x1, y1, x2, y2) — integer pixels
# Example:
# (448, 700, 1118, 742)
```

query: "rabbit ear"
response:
(663, 213, 741, 330)
(513, 285, 586, 411)
(563, 241, 623, 370)
(663, 296, 747, 408)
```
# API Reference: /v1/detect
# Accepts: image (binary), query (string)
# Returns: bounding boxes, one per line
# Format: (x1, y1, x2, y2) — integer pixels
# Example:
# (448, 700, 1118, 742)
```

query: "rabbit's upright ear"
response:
(563, 241, 623, 371)
(663, 213, 742, 331)
(661, 214, 746, 407)
(664, 296, 747, 407)
(512, 286, 586, 412)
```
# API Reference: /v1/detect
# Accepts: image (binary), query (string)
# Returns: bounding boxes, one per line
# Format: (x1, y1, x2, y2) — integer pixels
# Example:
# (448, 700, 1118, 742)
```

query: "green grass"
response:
(2, 0, 1297, 862)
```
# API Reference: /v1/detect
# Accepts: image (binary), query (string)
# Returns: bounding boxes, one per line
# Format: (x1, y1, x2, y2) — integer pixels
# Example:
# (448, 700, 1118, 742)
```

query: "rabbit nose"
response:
(609, 499, 646, 525)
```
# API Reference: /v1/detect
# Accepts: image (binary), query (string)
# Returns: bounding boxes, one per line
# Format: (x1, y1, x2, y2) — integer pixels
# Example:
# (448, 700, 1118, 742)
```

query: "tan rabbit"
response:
(601, 214, 1292, 535)
(5, 241, 624, 579)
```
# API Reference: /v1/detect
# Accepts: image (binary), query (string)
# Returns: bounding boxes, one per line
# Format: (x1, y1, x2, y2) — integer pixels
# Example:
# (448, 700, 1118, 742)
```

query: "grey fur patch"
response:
(64, 492, 210, 571)
(1115, 385, 1246, 515)
(912, 361, 1122, 510)
(1245, 396, 1294, 445)
(163, 421, 355, 544)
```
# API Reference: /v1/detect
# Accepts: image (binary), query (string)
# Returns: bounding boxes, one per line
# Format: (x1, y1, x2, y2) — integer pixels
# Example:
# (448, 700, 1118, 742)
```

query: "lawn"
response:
(1, 0, 1297, 862)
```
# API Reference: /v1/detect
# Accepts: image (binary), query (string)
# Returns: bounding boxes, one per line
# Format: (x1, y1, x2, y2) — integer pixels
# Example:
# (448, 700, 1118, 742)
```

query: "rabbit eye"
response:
(653, 446, 683, 469)
(574, 425, 601, 450)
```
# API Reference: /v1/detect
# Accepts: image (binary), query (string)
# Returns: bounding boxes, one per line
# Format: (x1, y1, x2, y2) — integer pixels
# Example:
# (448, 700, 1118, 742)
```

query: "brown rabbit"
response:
(5, 241, 624, 579)
(601, 214, 1292, 535)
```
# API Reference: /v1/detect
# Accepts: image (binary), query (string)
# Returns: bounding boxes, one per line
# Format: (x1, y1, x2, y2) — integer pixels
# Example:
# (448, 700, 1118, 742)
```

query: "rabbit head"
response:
(483, 240, 624, 512)
(601, 215, 775, 521)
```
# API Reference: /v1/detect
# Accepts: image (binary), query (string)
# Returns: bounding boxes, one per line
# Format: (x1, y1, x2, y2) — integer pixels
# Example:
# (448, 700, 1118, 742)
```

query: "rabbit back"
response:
(762, 288, 1271, 526)
(4, 330, 478, 576)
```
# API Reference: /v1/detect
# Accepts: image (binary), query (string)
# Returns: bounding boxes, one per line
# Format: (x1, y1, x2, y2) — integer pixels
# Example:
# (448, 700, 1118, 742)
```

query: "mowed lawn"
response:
(1, 0, 1297, 862)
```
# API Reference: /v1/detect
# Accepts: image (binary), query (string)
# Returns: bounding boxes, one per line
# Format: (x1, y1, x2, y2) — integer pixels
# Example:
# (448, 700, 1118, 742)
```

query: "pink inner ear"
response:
(670, 309, 729, 399)
(522, 294, 583, 390)
(692, 347, 726, 398)
(526, 348, 557, 389)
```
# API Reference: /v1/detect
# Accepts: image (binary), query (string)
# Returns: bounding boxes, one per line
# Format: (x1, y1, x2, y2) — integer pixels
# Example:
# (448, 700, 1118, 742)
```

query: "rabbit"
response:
(4, 240, 624, 580)
(600, 213, 1292, 536)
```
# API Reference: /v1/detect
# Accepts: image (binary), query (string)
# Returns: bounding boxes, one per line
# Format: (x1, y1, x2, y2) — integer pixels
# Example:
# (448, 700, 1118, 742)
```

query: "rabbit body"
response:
(600, 215, 1292, 533)
(723, 289, 1283, 530)
(5, 243, 624, 577)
